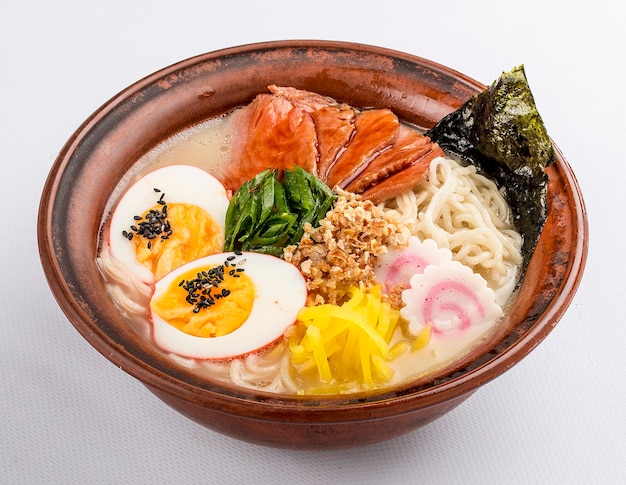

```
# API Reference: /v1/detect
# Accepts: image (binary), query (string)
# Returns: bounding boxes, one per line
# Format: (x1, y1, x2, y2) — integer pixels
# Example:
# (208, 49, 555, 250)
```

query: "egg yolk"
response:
(150, 263, 255, 338)
(132, 203, 224, 280)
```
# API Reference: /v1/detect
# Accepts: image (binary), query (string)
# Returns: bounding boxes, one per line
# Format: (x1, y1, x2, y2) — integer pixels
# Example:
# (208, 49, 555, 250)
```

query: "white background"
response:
(2, 1, 624, 484)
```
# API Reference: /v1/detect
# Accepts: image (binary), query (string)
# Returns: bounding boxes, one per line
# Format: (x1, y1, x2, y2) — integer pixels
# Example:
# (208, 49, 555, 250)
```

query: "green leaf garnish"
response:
(224, 167, 336, 256)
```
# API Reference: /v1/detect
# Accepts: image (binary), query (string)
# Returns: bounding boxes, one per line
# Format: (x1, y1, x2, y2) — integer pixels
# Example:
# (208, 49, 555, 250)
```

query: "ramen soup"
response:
(98, 86, 525, 395)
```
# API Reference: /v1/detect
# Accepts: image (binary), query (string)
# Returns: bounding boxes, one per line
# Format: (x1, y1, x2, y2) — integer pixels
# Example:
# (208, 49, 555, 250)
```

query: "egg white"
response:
(108, 165, 229, 284)
(150, 252, 307, 360)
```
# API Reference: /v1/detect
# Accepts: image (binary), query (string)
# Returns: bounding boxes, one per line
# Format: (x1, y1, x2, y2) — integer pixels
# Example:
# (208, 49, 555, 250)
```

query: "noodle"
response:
(384, 156, 522, 303)
(96, 249, 153, 339)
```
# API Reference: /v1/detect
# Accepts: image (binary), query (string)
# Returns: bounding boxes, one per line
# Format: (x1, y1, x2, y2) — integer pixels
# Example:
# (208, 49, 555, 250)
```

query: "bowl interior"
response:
(38, 41, 588, 413)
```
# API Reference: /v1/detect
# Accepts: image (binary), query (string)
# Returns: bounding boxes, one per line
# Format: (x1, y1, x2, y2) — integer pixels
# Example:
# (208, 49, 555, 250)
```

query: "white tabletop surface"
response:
(2, 1, 624, 483)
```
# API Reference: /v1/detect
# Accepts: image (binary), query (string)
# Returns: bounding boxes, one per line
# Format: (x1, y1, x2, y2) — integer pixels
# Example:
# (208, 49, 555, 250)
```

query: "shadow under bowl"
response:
(37, 40, 588, 449)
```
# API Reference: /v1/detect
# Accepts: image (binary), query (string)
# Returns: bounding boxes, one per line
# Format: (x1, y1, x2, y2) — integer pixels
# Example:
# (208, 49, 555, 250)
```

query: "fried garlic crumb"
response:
(284, 189, 413, 305)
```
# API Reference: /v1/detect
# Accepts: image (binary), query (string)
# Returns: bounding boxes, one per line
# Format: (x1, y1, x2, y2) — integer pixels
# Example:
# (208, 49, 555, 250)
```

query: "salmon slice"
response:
(220, 93, 319, 192)
(344, 125, 433, 194)
(314, 106, 356, 177)
(269, 86, 356, 177)
(325, 109, 399, 189)
(358, 145, 445, 204)
(269, 85, 339, 111)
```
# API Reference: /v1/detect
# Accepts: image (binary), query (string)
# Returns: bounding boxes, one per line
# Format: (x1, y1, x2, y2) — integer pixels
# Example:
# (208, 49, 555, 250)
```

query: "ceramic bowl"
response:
(38, 40, 588, 449)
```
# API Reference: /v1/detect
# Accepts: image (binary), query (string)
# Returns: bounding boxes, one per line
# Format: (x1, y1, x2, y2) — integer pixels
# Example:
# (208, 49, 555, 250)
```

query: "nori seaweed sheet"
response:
(426, 65, 555, 277)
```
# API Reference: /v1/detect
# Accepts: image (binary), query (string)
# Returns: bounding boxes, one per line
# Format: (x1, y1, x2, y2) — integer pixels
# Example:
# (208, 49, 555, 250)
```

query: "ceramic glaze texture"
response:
(38, 41, 588, 449)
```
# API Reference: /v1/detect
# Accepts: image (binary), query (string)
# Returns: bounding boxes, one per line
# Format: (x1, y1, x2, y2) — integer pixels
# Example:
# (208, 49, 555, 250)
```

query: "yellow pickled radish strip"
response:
(360, 337, 374, 388)
(387, 340, 410, 360)
(319, 318, 351, 344)
(343, 287, 364, 310)
(377, 301, 391, 338)
(338, 324, 359, 375)
(289, 285, 402, 390)
(338, 291, 357, 315)
(289, 344, 308, 364)
(383, 305, 401, 342)
(323, 339, 343, 361)
(412, 324, 432, 351)
(372, 354, 394, 380)
(366, 292, 381, 322)
(303, 325, 332, 383)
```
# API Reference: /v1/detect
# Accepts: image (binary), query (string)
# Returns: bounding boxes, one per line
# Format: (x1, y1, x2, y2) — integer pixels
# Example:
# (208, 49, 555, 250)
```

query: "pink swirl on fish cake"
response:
(401, 260, 502, 336)
(375, 237, 452, 293)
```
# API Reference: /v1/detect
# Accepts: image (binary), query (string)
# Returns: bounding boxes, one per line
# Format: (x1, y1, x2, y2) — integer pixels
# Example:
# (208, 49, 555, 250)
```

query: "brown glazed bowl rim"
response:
(38, 40, 588, 423)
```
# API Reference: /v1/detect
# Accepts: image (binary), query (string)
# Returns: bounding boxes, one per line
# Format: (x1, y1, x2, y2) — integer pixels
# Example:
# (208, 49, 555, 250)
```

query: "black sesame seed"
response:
(178, 260, 235, 313)
(122, 191, 173, 250)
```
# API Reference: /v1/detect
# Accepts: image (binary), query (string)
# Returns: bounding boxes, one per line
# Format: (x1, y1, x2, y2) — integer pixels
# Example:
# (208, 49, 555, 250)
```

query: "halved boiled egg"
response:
(108, 165, 230, 284)
(149, 252, 307, 360)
